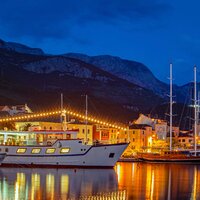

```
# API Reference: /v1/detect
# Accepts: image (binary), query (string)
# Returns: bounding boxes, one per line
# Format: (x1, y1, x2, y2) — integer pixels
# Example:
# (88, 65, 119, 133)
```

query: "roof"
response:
(178, 132, 193, 137)
(0, 106, 6, 110)
(0, 104, 32, 112)
(129, 124, 152, 130)
(68, 120, 93, 125)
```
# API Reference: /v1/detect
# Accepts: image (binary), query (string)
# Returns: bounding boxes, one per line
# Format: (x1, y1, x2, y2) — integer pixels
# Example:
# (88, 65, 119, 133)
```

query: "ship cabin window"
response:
(17, 148, 27, 154)
(46, 148, 55, 154)
(109, 153, 115, 158)
(60, 148, 70, 153)
(31, 148, 41, 154)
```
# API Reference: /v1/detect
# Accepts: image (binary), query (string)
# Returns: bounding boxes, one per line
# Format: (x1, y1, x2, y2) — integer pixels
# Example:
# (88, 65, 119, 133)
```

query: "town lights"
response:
(0, 109, 127, 130)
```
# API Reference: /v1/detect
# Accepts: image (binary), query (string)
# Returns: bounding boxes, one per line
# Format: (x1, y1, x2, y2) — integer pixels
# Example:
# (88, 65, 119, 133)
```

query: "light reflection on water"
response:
(0, 163, 200, 199)
(0, 167, 119, 200)
(115, 162, 200, 200)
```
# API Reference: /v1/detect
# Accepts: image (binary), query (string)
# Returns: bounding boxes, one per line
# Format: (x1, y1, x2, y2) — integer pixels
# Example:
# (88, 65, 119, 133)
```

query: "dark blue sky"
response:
(0, 0, 199, 85)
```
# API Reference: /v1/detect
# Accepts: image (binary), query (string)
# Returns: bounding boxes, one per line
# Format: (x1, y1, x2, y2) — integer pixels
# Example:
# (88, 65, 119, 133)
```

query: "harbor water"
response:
(0, 162, 200, 199)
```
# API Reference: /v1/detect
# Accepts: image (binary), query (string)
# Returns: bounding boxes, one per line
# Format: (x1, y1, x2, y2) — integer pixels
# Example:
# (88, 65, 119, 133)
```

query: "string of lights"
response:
(0, 109, 127, 131)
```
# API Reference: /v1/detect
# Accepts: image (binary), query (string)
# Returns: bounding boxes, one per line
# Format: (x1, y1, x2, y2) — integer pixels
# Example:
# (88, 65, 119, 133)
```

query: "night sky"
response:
(0, 0, 200, 85)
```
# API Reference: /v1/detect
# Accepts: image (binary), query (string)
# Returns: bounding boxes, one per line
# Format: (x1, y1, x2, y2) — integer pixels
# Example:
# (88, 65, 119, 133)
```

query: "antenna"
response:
(194, 66, 197, 156)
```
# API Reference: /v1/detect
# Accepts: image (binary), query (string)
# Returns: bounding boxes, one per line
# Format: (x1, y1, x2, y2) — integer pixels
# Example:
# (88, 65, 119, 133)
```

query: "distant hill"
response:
(64, 53, 189, 103)
(0, 48, 162, 123)
(0, 39, 44, 55)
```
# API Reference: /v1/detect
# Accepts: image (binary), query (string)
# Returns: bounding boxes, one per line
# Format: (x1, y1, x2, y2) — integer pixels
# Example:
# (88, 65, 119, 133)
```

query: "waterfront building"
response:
(93, 125, 126, 144)
(178, 131, 194, 148)
(67, 121, 94, 144)
(15, 120, 94, 144)
(155, 121, 168, 140)
(128, 124, 153, 152)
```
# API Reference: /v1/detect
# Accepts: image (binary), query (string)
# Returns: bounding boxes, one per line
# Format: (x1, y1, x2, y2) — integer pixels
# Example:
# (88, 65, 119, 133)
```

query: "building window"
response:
(82, 129, 85, 133)
(46, 148, 55, 154)
(17, 148, 27, 154)
(182, 139, 185, 142)
(88, 129, 90, 134)
(133, 131, 135, 134)
(60, 148, 70, 153)
(31, 148, 41, 154)
(189, 139, 192, 143)
(132, 138, 135, 142)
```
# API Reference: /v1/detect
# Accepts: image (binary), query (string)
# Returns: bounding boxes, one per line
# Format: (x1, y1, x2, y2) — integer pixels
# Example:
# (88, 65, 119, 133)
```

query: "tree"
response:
(0, 122, 16, 131)
(22, 123, 32, 131)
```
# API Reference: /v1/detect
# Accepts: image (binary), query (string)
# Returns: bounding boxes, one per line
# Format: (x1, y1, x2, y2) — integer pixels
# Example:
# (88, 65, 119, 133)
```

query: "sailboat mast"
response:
(60, 93, 67, 131)
(169, 63, 173, 151)
(61, 93, 63, 126)
(85, 94, 88, 143)
(194, 66, 197, 156)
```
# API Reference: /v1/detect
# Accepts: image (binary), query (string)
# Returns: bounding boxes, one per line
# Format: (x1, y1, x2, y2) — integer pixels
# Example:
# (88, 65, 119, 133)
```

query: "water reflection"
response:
(115, 162, 200, 200)
(0, 168, 119, 200)
(0, 163, 200, 199)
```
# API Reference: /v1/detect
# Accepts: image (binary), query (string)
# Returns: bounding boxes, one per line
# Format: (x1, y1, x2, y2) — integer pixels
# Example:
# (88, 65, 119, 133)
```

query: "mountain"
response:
(0, 47, 163, 123)
(0, 39, 44, 55)
(64, 53, 169, 97)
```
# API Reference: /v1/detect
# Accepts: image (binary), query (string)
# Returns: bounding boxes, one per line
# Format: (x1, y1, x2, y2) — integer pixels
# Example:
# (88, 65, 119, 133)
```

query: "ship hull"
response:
(0, 140, 128, 167)
(139, 156, 200, 163)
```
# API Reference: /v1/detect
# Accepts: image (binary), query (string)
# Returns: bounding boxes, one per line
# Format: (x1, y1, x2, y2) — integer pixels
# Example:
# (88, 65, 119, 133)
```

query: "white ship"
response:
(0, 131, 128, 168)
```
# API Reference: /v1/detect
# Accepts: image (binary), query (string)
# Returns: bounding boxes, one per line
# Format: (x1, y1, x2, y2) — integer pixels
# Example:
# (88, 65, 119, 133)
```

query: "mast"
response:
(85, 94, 88, 144)
(61, 93, 67, 131)
(169, 63, 173, 151)
(194, 66, 197, 156)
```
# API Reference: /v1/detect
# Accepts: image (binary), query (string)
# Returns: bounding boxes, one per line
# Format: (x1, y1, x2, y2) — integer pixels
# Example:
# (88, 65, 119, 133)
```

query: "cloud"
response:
(0, 0, 171, 41)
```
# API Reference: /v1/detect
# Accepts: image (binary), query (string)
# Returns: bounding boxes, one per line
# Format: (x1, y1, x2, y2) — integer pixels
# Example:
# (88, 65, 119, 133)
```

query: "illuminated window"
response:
(17, 148, 27, 154)
(31, 148, 41, 154)
(60, 148, 70, 153)
(46, 148, 55, 154)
